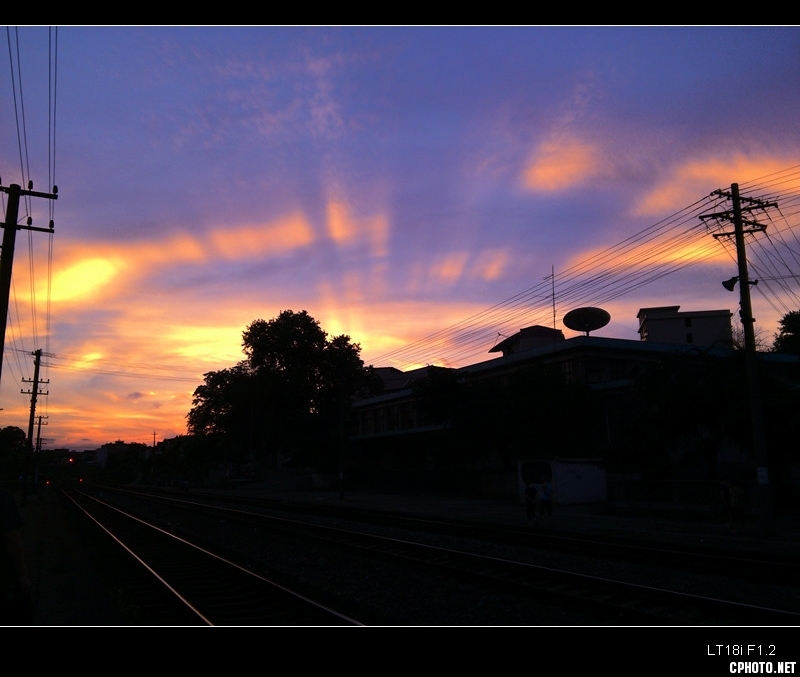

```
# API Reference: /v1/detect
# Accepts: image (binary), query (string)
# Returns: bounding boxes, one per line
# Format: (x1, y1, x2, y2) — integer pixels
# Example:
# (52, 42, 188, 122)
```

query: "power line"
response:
(367, 169, 800, 370)
(1, 28, 59, 418)
(42, 361, 202, 383)
(15, 349, 203, 384)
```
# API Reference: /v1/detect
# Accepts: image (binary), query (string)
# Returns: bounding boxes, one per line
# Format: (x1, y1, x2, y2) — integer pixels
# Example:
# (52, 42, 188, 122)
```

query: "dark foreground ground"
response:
(13, 479, 800, 626)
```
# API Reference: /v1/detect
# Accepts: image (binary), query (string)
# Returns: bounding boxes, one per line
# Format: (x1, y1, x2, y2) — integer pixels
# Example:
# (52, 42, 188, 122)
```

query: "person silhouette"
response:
(539, 480, 553, 518)
(525, 483, 539, 525)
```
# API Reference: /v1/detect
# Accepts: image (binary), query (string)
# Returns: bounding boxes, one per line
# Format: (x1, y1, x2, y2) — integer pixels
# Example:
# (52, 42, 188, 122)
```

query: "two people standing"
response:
(525, 480, 554, 524)
(720, 479, 746, 532)
(525, 483, 538, 524)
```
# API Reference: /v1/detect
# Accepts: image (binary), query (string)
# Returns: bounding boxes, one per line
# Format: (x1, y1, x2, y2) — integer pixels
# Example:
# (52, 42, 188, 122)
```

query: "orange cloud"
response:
(327, 201, 356, 245)
(35, 234, 208, 305)
(432, 252, 469, 285)
(635, 154, 798, 217)
(48, 257, 126, 303)
(37, 213, 317, 305)
(210, 212, 315, 259)
(325, 200, 390, 258)
(472, 249, 509, 281)
(366, 214, 389, 258)
(562, 234, 729, 277)
(69, 351, 106, 370)
(523, 137, 599, 192)
(162, 325, 246, 367)
(357, 298, 498, 369)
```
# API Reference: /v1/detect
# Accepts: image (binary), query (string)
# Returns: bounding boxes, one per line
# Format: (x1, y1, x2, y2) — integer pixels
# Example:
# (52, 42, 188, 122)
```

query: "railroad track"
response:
(102, 484, 800, 587)
(63, 488, 362, 626)
(239, 492, 795, 582)
(72, 485, 800, 626)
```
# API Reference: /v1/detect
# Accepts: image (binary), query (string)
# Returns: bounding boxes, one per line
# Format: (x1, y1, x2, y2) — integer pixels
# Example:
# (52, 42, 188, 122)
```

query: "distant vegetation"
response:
(772, 310, 800, 355)
(183, 309, 382, 476)
(0, 426, 26, 483)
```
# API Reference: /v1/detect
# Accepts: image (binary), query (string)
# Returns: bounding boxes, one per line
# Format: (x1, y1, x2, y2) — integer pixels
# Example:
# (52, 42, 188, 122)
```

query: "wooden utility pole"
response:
(702, 183, 777, 521)
(21, 348, 48, 506)
(34, 414, 47, 487)
(0, 181, 57, 391)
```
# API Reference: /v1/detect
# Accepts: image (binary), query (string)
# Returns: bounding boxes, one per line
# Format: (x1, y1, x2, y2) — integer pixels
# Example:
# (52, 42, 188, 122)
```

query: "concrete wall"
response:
(517, 458, 608, 506)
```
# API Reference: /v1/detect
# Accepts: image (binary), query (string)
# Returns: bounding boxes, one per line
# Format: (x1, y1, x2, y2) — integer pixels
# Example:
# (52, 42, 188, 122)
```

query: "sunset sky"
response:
(1, 26, 799, 451)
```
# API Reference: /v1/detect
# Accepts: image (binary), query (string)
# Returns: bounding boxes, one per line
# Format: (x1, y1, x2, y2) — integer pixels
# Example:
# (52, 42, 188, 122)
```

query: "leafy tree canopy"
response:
(186, 362, 253, 437)
(772, 310, 800, 355)
(0, 426, 27, 482)
(187, 310, 380, 465)
(243, 310, 327, 378)
(0, 425, 27, 452)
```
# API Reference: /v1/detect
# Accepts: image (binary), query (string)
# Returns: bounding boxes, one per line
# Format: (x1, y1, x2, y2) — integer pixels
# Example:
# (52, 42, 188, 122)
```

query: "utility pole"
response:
(20, 349, 48, 506)
(0, 181, 57, 391)
(34, 414, 48, 488)
(701, 183, 777, 522)
(35, 415, 46, 453)
(550, 265, 556, 341)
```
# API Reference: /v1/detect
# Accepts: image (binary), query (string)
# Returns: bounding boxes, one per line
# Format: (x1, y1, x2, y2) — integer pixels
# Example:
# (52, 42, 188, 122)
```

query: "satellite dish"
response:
(563, 307, 611, 336)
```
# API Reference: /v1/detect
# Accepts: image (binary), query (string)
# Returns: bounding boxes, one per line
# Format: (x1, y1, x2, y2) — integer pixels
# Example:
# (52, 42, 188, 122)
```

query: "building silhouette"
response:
(348, 305, 800, 509)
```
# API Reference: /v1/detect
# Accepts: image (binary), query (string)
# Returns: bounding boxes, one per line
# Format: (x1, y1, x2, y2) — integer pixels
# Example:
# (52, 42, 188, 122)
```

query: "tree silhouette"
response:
(772, 310, 800, 355)
(187, 310, 376, 471)
(0, 426, 27, 482)
(187, 362, 253, 438)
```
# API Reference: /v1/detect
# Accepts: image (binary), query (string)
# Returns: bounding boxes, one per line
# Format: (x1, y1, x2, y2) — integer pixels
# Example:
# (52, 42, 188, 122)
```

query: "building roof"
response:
(489, 325, 565, 355)
(373, 366, 431, 392)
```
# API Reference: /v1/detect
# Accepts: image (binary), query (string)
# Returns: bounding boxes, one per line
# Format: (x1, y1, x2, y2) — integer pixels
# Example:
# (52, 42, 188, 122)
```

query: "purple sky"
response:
(2, 26, 799, 450)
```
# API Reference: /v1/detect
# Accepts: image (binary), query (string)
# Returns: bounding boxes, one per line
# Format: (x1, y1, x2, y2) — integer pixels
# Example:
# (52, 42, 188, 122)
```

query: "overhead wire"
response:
(368, 174, 800, 370)
(1, 28, 203, 399)
(3, 27, 34, 389)
(5, 278, 28, 390)
(39, 351, 204, 383)
(370, 196, 715, 366)
(735, 175, 800, 322)
(42, 26, 58, 420)
(1, 27, 58, 423)
(5, 28, 28, 196)
(1, 30, 798, 389)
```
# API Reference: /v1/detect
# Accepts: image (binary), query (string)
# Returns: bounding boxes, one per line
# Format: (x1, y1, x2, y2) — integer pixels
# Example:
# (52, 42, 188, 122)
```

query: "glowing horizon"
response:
(1, 26, 798, 450)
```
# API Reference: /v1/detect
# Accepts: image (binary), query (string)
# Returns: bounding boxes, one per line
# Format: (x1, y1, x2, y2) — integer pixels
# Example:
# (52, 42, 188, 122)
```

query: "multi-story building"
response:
(353, 308, 734, 448)
(348, 305, 800, 507)
(636, 305, 733, 347)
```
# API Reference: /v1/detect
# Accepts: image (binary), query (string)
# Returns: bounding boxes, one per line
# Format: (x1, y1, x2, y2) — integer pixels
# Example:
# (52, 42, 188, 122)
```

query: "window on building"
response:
(400, 402, 414, 429)
(586, 358, 605, 384)
(609, 359, 629, 381)
(375, 408, 386, 433)
(358, 410, 370, 435)
(388, 405, 399, 431)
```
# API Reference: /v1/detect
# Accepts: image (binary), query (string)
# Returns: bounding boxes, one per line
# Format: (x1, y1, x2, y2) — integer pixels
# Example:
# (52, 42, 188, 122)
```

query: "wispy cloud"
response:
(2, 26, 797, 450)
(523, 136, 600, 192)
(635, 153, 800, 217)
